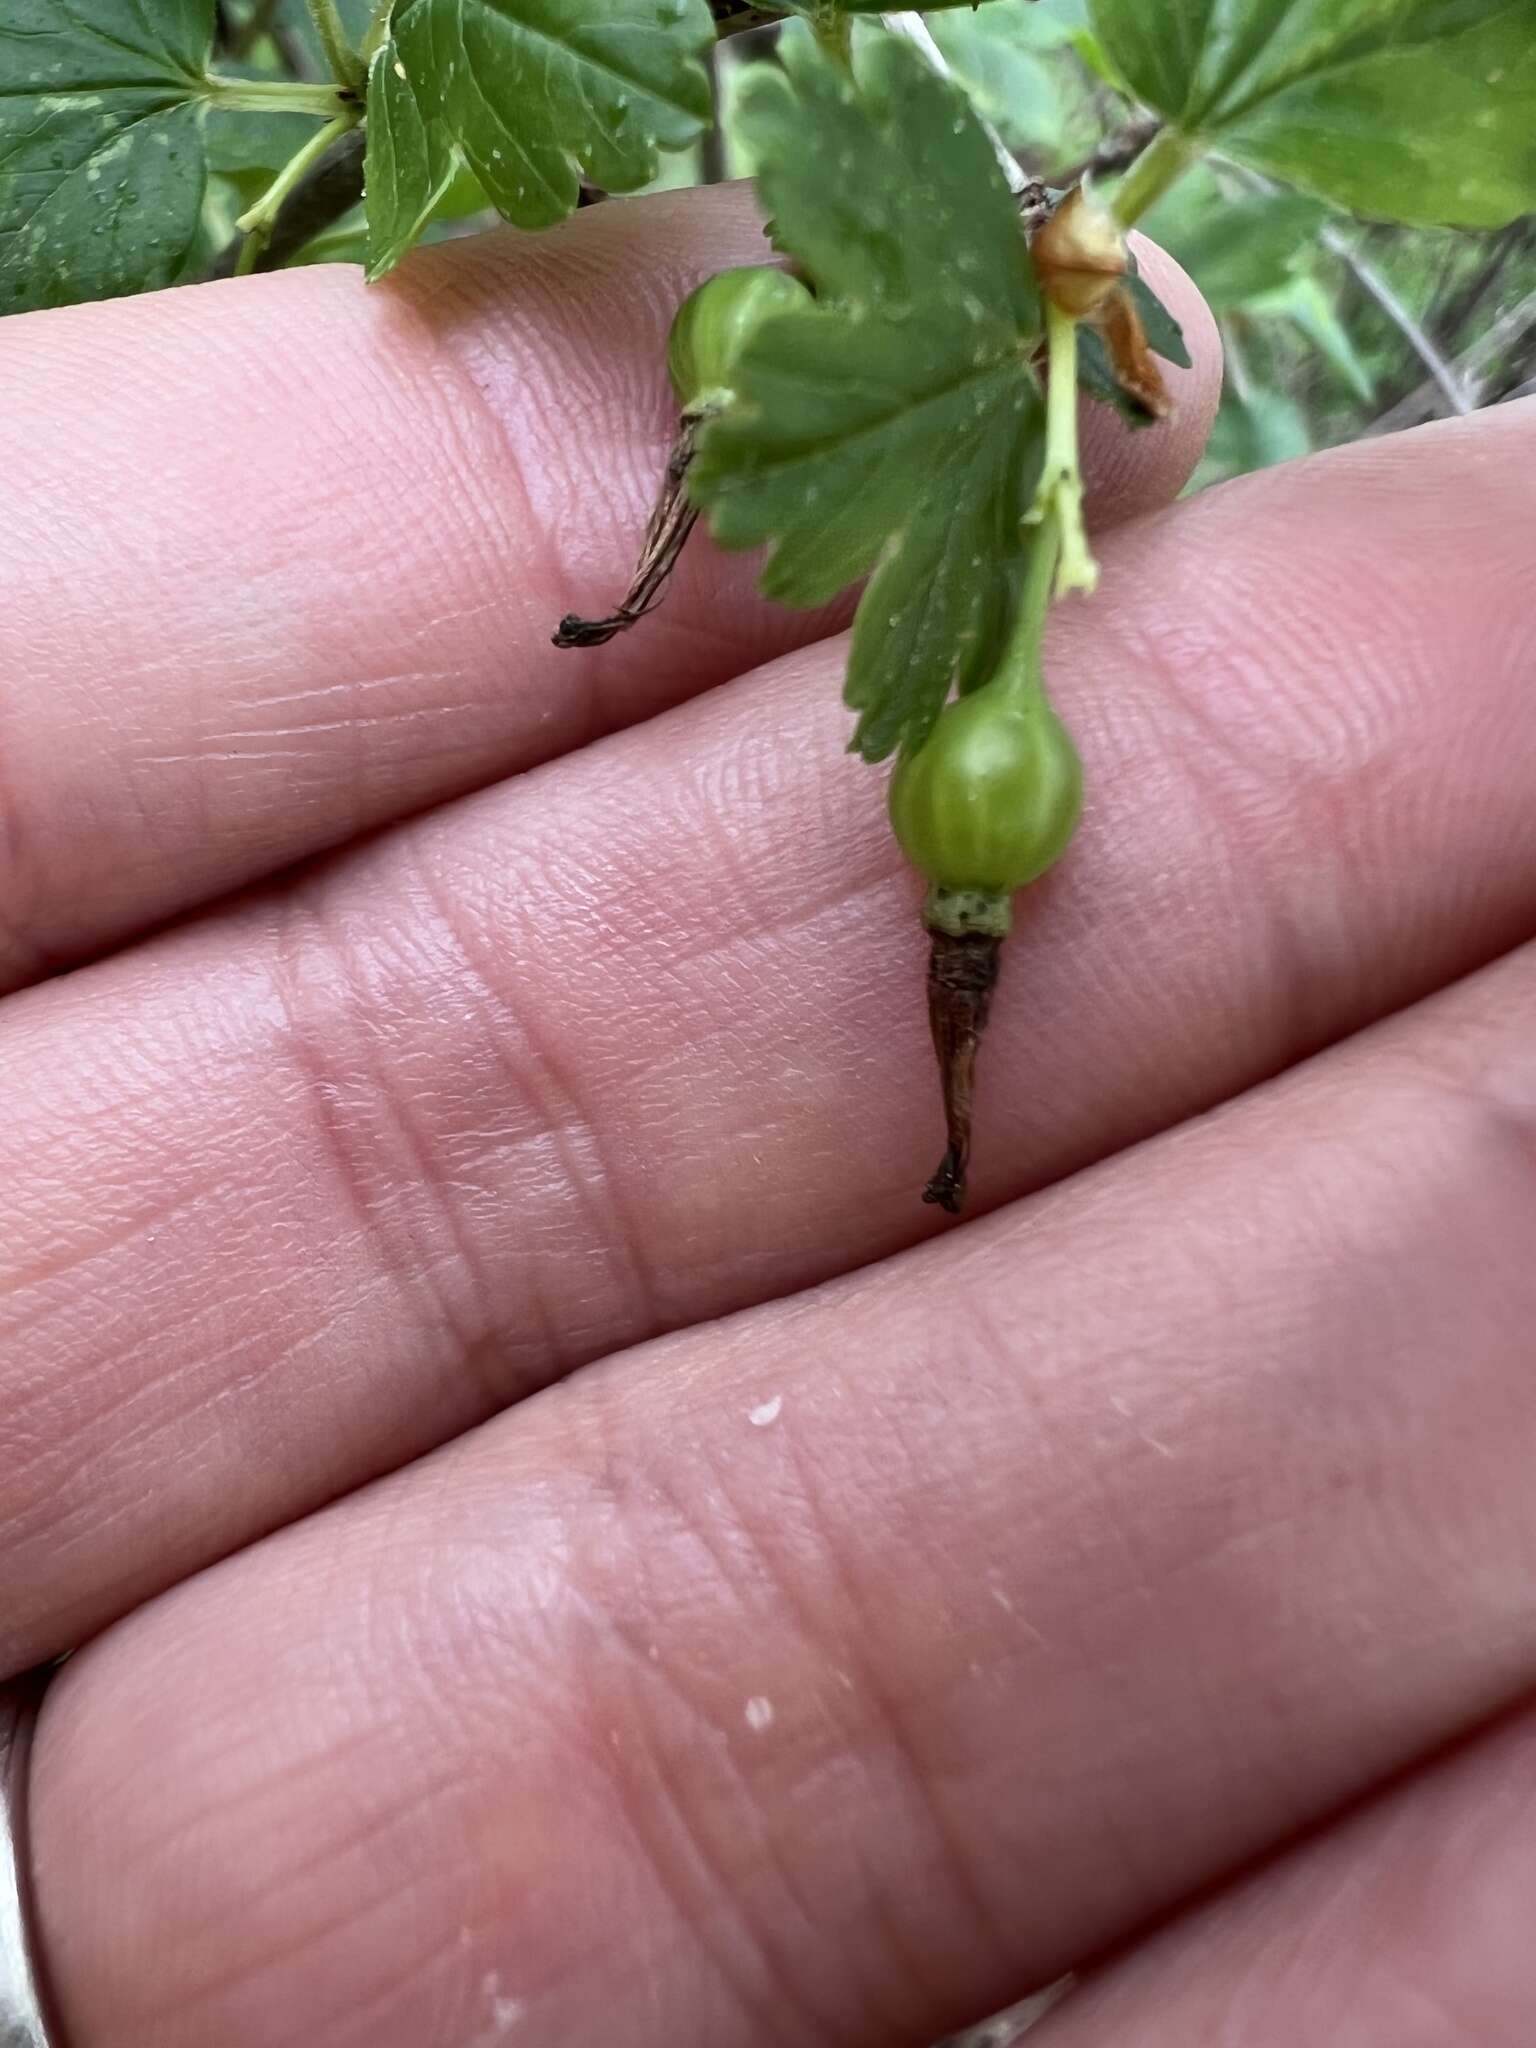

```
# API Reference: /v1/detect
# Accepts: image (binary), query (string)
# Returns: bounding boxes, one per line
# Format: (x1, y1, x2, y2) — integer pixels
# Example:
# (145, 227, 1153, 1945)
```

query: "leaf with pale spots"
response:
(0, 0, 213, 313)
(363, 0, 714, 280)
(689, 37, 1046, 762)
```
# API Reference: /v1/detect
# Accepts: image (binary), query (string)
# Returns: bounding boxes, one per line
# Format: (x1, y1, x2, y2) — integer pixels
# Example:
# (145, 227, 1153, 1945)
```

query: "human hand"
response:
(4, 184, 1536, 2048)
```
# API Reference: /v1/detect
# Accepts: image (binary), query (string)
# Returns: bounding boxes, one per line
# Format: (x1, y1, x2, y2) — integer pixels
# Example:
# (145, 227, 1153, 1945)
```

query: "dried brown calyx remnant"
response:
(1032, 184, 1129, 319)
(1096, 285, 1174, 420)
(552, 417, 702, 648)
(922, 926, 1004, 1214)
(1032, 184, 1173, 421)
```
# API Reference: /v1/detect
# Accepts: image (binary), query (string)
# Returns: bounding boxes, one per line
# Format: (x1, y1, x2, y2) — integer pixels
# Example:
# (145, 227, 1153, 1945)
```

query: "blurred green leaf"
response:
(430, 160, 493, 221)
(927, 0, 1101, 163)
(934, 0, 1092, 52)
(269, 0, 375, 60)
(285, 216, 368, 263)
(1203, 371, 1312, 476)
(1144, 170, 1327, 310)
(1090, 0, 1536, 227)
(927, 19, 1059, 149)
(784, 0, 1058, 11)
(1069, 26, 1125, 87)
(1253, 274, 1377, 399)
(205, 107, 317, 173)
(1032, 0, 1093, 36)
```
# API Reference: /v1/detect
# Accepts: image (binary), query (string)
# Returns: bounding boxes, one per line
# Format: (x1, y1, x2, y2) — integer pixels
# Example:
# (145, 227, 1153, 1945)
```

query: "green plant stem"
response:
(209, 126, 366, 279)
(362, 0, 396, 63)
(995, 511, 1062, 708)
(1027, 301, 1096, 598)
(307, 0, 365, 91)
(1111, 125, 1197, 229)
(811, 5, 854, 72)
(204, 76, 354, 115)
(234, 112, 359, 272)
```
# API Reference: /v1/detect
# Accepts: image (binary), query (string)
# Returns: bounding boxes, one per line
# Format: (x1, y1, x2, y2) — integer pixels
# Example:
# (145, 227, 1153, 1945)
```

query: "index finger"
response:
(0, 193, 1218, 992)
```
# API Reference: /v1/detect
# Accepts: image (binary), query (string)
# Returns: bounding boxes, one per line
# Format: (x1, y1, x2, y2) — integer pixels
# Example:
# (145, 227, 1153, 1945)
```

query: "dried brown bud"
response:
(1032, 186, 1129, 320)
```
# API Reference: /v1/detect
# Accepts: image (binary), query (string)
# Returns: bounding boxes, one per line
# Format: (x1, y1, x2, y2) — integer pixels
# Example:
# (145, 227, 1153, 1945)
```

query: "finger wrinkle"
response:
(394, 838, 668, 1367)
(368, 1469, 808, 2045)
(268, 823, 674, 1417)
(267, 892, 495, 1379)
(378, 260, 568, 666)
(580, 1362, 1025, 2030)
(0, 678, 53, 986)
(419, 227, 680, 659)
(763, 1403, 1024, 2017)
(549, 1393, 920, 2046)
(595, 1670, 827, 2048)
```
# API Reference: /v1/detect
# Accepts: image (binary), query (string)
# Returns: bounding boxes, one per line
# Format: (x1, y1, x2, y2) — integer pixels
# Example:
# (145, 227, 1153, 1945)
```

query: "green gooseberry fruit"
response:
(889, 684, 1083, 910)
(666, 265, 812, 415)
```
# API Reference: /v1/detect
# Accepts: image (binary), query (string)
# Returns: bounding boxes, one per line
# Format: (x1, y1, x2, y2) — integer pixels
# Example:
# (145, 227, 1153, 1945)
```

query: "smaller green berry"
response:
(666, 265, 812, 416)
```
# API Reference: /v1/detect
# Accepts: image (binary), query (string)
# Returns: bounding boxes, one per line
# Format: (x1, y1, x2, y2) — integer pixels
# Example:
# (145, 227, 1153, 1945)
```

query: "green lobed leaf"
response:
(0, 0, 214, 312)
(363, 0, 713, 277)
(690, 37, 1046, 762)
(1090, 0, 1536, 228)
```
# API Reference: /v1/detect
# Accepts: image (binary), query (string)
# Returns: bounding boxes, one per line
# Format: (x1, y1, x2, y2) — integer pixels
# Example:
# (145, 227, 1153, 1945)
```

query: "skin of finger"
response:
(0, 200, 1215, 997)
(27, 940, 1536, 2048)
(1032, 1708, 1536, 2047)
(3, 404, 1536, 1679)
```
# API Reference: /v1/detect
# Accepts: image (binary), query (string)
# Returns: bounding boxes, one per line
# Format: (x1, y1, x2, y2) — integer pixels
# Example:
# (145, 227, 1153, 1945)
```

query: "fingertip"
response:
(1081, 237, 1224, 527)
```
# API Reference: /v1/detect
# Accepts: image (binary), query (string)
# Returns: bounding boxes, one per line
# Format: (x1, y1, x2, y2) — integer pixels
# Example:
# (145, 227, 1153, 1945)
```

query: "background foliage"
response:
(715, 2, 1536, 488)
(4, 0, 1531, 488)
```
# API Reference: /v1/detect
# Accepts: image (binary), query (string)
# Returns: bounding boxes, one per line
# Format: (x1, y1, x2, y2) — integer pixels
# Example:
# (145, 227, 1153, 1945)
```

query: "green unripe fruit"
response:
(889, 685, 1083, 907)
(666, 265, 812, 414)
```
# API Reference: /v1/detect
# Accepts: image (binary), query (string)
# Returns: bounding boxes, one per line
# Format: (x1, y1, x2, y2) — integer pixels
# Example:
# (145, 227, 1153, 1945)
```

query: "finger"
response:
(1032, 1706, 1536, 2046)
(26, 937, 1536, 2048)
(3, 404, 1536, 1678)
(0, 202, 1217, 994)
